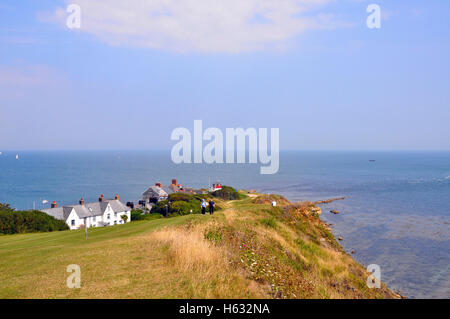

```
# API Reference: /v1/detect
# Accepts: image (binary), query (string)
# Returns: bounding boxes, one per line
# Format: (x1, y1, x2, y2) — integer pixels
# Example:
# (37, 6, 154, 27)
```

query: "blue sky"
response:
(0, 0, 449, 150)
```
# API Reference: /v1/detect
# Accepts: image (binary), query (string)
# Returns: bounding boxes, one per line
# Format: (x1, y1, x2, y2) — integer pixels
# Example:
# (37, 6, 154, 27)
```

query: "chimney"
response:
(155, 182, 162, 187)
(99, 194, 104, 202)
(51, 201, 58, 208)
(171, 179, 177, 185)
(115, 194, 120, 200)
(79, 197, 85, 205)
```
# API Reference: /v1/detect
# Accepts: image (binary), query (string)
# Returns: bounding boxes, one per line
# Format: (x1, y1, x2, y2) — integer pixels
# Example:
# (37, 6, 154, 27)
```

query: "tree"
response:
(0, 203, 14, 212)
(0, 210, 69, 234)
(211, 186, 240, 200)
(121, 214, 128, 224)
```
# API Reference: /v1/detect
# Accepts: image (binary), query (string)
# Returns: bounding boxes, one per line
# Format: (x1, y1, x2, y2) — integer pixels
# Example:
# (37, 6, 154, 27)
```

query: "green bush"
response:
(151, 193, 205, 217)
(131, 210, 162, 221)
(211, 186, 240, 200)
(151, 190, 230, 217)
(168, 193, 192, 202)
(0, 210, 69, 234)
(151, 200, 169, 216)
(169, 192, 210, 202)
(131, 209, 146, 221)
(170, 201, 200, 216)
(193, 194, 209, 201)
(0, 203, 14, 212)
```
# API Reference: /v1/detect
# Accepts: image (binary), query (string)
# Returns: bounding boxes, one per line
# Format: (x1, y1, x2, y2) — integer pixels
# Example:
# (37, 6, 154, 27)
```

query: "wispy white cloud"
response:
(0, 64, 69, 104)
(0, 64, 64, 88)
(0, 35, 40, 45)
(46, 0, 349, 53)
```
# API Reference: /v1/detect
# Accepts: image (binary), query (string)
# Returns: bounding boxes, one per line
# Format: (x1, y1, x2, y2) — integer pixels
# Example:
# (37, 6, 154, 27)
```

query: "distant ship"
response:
(16, 154, 19, 160)
(369, 160, 376, 162)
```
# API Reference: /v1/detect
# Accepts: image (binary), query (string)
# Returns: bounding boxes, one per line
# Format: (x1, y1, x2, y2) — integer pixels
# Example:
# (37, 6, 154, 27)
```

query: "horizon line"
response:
(1, 149, 450, 152)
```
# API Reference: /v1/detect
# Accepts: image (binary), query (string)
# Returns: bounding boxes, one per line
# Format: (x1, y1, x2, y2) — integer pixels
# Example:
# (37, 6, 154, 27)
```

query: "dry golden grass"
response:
(147, 223, 268, 298)
(151, 226, 223, 273)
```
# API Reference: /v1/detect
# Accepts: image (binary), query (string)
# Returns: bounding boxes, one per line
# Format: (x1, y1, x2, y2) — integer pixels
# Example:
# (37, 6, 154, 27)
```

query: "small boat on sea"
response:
(16, 154, 19, 160)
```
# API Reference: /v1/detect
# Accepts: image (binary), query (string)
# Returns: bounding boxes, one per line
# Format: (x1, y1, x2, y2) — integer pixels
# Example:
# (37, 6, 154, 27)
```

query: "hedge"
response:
(0, 210, 69, 234)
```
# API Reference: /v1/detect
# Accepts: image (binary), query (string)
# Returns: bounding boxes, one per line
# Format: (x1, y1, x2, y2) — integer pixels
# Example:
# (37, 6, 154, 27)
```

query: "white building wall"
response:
(102, 205, 114, 226)
(85, 215, 99, 228)
(62, 204, 131, 230)
(102, 204, 131, 226)
(65, 209, 83, 230)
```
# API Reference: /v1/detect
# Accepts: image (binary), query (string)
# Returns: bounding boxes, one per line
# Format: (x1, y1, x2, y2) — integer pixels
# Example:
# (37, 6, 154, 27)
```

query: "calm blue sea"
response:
(0, 150, 449, 298)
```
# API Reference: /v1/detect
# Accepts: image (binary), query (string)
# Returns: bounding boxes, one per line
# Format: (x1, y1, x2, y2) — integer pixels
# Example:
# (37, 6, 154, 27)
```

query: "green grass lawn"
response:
(0, 214, 203, 298)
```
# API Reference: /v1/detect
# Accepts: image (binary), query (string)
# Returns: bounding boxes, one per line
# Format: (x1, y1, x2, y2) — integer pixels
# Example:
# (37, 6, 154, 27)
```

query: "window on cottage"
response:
(107, 214, 110, 220)
(114, 212, 117, 218)
(114, 221, 117, 225)
(71, 220, 75, 226)
(93, 216, 96, 222)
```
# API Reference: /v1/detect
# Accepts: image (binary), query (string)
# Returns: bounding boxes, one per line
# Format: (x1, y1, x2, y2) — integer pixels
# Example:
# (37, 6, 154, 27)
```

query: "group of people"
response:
(201, 199, 215, 215)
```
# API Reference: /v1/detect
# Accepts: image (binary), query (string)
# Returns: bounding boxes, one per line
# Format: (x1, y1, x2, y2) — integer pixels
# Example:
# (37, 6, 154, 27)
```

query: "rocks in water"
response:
(338, 236, 343, 241)
(330, 210, 340, 214)
(394, 290, 407, 299)
(314, 197, 345, 205)
(351, 250, 355, 254)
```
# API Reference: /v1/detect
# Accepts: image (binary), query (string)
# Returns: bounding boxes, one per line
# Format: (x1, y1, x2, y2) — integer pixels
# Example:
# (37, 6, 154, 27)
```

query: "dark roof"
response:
(143, 186, 169, 198)
(42, 199, 129, 220)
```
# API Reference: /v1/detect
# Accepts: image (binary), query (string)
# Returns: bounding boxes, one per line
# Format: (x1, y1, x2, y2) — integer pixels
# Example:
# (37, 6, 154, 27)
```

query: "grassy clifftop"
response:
(0, 192, 397, 299)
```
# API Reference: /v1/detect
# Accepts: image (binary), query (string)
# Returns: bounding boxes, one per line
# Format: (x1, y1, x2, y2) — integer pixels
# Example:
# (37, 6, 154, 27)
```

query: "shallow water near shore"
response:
(0, 150, 449, 298)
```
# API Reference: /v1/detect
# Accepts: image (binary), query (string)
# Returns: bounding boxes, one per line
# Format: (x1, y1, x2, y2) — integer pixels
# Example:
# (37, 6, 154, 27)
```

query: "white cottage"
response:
(42, 195, 131, 230)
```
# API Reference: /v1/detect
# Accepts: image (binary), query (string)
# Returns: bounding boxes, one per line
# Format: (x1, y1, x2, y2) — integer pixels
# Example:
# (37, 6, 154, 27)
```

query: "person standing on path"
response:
(201, 199, 207, 215)
(209, 199, 215, 215)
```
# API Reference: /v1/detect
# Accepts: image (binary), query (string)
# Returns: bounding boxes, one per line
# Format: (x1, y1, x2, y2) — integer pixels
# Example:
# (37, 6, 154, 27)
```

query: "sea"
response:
(0, 150, 449, 299)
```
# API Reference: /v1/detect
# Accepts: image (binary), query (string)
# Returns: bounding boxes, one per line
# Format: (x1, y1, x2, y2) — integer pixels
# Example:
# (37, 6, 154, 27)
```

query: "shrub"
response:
(0, 203, 14, 212)
(211, 186, 240, 200)
(193, 194, 209, 201)
(170, 200, 200, 216)
(131, 210, 162, 221)
(131, 209, 146, 221)
(168, 193, 192, 202)
(0, 210, 69, 234)
(151, 200, 169, 216)
(151, 198, 202, 217)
